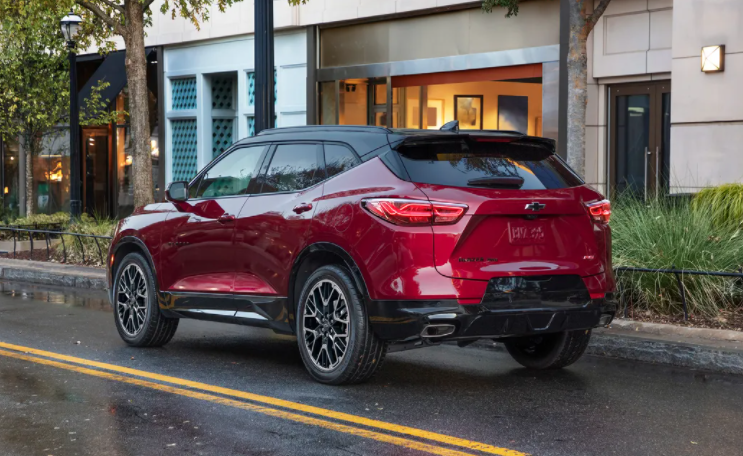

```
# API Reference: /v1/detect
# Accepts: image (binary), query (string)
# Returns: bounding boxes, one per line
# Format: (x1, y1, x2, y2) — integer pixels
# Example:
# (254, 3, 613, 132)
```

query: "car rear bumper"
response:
(366, 294, 617, 342)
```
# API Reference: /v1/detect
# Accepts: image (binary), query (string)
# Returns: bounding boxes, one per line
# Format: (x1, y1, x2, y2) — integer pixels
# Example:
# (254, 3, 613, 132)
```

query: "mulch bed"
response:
(622, 308, 743, 332)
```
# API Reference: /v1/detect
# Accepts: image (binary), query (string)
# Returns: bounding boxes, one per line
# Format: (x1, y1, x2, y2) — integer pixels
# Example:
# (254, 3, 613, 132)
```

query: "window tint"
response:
(324, 144, 359, 178)
(194, 145, 266, 198)
(261, 144, 323, 193)
(396, 140, 582, 190)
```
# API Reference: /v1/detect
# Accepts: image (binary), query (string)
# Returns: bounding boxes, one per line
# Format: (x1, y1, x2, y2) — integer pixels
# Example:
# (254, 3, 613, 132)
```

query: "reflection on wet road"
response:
(2, 280, 743, 456)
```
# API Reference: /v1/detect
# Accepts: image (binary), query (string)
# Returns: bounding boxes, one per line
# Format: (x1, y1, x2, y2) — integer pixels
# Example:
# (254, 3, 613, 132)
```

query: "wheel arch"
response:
(287, 242, 369, 333)
(111, 237, 160, 298)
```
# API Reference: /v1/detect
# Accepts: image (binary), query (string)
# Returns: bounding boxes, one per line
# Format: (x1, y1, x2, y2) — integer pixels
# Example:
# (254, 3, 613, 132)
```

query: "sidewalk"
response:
(1, 257, 741, 375)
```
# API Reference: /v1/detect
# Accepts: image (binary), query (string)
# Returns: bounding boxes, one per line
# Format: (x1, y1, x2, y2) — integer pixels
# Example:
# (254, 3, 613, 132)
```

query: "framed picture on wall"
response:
(498, 95, 529, 133)
(426, 99, 445, 130)
(454, 95, 484, 130)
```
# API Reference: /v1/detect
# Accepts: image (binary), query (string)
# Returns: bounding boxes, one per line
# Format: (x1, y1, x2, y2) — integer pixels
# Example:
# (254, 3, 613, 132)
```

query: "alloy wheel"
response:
(116, 264, 148, 337)
(302, 279, 350, 371)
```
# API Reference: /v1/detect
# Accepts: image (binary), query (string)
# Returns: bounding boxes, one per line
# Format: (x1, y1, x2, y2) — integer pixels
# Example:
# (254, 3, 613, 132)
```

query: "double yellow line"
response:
(0, 341, 527, 456)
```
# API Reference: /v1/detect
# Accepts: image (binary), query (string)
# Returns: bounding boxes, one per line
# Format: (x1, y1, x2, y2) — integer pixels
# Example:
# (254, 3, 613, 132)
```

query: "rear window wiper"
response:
(467, 176, 524, 188)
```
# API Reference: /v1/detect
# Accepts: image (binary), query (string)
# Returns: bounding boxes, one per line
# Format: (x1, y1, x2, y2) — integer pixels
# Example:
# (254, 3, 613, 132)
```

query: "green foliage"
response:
(612, 195, 743, 318)
(481, 0, 521, 17)
(160, 0, 243, 30)
(80, 80, 129, 127)
(1, 212, 71, 228)
(0, 1, 70, 148)
(692, 184, 743, 230)
(53, 214, 116, 267)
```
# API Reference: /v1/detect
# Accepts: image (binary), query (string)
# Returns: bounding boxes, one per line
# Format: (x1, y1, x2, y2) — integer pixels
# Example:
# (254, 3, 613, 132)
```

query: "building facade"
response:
(12, 0, 742, 219)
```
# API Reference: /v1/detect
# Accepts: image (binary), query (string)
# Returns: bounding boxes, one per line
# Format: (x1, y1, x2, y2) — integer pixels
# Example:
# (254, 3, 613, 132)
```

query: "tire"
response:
(504, 329, 591, 370)
(296, 265, 387, 385)
(113, 252, 179, 347)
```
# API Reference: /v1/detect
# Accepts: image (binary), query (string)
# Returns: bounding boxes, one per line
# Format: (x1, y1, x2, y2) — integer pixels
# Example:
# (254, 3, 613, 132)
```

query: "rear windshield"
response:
(396, 139, 583, 190)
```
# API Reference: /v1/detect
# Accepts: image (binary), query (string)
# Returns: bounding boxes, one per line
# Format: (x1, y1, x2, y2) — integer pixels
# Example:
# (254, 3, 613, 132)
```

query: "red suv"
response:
(108, 124, 616, 385)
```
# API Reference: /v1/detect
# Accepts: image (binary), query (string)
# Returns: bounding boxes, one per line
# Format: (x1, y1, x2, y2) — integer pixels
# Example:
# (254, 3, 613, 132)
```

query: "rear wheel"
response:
(113, 252, 178, 347)
(504, 330, 591, 370)
(296, 265, 387, 385)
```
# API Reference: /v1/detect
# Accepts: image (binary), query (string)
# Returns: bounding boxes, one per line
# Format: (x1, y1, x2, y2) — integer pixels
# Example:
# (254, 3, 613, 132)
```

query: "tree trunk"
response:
(565, 0, 590, 178)
(123, 0, 154, 208)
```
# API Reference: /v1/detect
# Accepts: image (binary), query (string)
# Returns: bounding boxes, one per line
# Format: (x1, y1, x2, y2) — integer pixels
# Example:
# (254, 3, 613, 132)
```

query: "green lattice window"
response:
(212, 78, 234, 110)
(171, 119, 198, 182)
(171, 78, 197, 110)
(247, 69, 277, 107)
(212, 119, 234, 158)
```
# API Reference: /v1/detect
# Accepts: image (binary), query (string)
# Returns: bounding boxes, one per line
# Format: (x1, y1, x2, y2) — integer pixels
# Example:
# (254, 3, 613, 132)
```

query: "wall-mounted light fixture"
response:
(701, 45, 725, 73)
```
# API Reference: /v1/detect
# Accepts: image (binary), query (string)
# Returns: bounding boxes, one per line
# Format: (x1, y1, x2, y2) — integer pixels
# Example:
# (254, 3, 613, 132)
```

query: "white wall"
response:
(669, 0, 743, 192)
(163, 31, 307, 184)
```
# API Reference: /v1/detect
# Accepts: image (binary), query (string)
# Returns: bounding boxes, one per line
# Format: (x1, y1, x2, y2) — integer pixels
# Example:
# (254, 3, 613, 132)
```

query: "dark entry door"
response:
(610, 82, 671, 199)
(82, 128, 110, 216)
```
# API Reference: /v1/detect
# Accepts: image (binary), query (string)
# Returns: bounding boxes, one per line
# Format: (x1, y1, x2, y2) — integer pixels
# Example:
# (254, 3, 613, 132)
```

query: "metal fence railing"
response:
(614, 266, 743, 321)
(0, 226, 112, 265)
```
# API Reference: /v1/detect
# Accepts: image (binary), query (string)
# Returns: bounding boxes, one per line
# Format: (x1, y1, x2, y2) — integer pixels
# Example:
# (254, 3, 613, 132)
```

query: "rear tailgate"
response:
(394, 136, 607, 281)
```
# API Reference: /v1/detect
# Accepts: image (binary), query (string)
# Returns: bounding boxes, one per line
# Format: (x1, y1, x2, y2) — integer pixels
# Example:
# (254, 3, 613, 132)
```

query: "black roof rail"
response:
(256, 125, 392, 136)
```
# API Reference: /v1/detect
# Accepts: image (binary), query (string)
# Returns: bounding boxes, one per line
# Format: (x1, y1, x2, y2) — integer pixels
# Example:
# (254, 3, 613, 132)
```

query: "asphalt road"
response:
(1, 281, 743, 456)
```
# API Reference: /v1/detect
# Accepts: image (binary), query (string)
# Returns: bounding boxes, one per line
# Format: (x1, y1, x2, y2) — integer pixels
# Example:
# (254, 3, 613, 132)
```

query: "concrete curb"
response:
(466, 326, 743, 375)
(0, 259, 106, 291)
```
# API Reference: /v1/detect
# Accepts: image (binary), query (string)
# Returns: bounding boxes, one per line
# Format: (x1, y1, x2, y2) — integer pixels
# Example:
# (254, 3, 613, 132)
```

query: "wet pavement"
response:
(1, 281, 743, 456)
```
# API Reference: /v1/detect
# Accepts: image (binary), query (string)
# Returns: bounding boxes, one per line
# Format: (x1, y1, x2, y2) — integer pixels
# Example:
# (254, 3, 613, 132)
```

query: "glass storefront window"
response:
(320, 81, 337, 125)
(2, 138, 20, 219)
(33, 129, 71, 215)
(339, 80, 368, 125)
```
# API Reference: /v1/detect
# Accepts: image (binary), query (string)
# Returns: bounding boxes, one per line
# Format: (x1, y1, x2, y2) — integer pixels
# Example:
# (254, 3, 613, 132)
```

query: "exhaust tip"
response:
(421, 324, 456, 338)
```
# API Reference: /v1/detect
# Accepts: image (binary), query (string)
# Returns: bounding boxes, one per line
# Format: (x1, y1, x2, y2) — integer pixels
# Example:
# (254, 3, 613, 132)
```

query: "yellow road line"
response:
(0, 341, 526, 456)
(0, 348, 476, 456)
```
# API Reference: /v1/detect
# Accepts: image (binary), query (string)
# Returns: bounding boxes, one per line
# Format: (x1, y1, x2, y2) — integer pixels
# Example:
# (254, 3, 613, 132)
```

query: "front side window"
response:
(260, 144, 323, 193)
(192, 145, 266, 198)
(324, 144, 359, 178)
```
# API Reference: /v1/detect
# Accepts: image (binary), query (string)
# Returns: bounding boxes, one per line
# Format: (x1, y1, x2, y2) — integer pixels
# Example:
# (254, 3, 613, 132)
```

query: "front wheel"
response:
(113, 252, 179, 347)
(504, 330, 591, 370)
(296, 265, 387, 385)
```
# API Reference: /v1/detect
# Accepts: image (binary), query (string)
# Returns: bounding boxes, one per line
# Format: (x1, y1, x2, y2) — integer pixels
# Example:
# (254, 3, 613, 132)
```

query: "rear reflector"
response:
(362, 198, 468, 226)
(590, 292, 606, 300)
(587, 200, 611, 223)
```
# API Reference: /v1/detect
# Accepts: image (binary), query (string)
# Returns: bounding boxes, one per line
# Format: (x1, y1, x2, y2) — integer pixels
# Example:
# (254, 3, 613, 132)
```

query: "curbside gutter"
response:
(1, 258, 742, 375)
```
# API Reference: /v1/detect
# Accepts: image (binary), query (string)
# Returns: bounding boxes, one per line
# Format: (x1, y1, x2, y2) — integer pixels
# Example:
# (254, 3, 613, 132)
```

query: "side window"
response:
(193, 145, 266, 198)
(324, 144, 359, 178)
(261, 144, 323, 193)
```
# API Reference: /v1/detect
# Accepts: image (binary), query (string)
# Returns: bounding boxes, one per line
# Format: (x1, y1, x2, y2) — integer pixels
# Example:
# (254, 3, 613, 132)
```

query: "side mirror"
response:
(165, 181, 189, 202)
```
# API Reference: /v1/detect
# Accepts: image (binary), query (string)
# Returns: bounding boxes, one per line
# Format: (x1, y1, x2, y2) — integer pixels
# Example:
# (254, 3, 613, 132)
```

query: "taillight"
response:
(362, 199, 467, 226)
(587, 200, 611, 223)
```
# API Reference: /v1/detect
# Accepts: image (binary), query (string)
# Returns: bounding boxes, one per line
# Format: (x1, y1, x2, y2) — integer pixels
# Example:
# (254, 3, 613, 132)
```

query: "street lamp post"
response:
(254, 0, 275, 134)
(61, 11, 82, 221)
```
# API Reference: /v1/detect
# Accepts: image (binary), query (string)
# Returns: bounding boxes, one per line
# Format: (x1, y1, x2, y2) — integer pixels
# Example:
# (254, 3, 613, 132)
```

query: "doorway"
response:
(82, 127, 111, 216)
(609, 81, 671, 199)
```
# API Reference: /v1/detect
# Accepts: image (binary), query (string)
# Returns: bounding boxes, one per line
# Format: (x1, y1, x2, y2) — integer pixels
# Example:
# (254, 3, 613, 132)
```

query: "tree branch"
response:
(98, 0, 124, 13)
(586, 0, 612, 34)
(76, 0, 126, 36)
(143, 0, 157, 9)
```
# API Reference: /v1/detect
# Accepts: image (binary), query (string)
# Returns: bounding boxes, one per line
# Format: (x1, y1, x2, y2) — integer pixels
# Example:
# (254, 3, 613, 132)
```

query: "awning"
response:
(77, 50, 127, 111)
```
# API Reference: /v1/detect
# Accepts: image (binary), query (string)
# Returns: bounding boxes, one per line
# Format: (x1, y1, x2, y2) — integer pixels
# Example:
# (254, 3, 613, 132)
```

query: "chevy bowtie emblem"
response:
(525, 202, 546, 211)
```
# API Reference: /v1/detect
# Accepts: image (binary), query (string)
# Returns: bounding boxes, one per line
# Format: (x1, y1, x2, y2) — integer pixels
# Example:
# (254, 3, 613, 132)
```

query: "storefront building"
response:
(13, 0, 743, 220)
(311, 2, 560, 144)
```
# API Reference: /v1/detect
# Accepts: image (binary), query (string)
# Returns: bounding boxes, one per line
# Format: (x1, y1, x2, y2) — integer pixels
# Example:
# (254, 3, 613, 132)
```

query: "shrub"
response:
(612, 195, 743, 318)
(692, 183, 743, 229)
(53, 214, 116, 267)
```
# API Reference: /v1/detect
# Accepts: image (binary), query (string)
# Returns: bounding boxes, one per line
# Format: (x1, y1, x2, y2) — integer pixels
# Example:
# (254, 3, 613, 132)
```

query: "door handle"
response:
(293, 203, 313, 214)
(218, 214, 236, 224)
